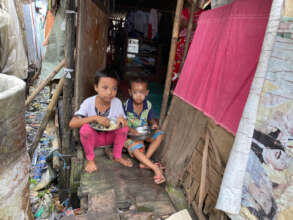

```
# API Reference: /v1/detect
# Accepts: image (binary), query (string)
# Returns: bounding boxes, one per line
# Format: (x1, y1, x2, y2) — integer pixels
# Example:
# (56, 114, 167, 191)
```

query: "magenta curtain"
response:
(174, 0, 272, 135)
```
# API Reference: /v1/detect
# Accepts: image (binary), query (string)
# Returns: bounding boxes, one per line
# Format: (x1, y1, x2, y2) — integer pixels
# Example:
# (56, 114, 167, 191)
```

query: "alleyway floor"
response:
(62, 148, 175, 220)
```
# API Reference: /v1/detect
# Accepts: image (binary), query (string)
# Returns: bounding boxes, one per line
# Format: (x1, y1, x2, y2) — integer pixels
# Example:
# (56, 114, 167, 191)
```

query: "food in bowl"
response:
(89, 120, 118, 131)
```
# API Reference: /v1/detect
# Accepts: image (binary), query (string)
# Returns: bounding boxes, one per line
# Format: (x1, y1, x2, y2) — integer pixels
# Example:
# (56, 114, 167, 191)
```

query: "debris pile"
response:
(25, 85, 80, 219)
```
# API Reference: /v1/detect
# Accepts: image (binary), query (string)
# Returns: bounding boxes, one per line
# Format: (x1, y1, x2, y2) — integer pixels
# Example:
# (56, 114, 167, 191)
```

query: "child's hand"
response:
(117, 116, 127, 127)
(151, 123, 159, 130)
(129, 128, 139, 136)
(95, 116, 110, 127)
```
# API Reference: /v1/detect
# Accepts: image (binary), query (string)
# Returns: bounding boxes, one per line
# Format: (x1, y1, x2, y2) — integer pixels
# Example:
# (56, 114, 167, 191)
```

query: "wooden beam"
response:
(25, 59, 65, 107)
(159, 0, 184, 125)
(62, 0, 75, 157)
(59, 0, 76, 201)
(29, 77, 65, 157)
(198, 132, 209, 211)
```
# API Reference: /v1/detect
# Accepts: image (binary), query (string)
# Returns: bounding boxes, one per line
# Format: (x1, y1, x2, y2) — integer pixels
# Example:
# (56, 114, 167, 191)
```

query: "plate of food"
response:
(89, 120, 119, 131)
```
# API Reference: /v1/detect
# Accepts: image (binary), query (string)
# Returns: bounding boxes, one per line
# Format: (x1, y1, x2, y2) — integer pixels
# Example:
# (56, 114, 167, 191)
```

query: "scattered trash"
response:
(26, 84, 79, 219)
(33, 165, 56, 191)
(26, 86, 50, 148)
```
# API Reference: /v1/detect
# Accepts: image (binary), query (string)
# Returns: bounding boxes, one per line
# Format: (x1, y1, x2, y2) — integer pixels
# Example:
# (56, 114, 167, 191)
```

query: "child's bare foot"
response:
(85, 160, 98, 173)
(115, 157, 133, 167)
(153, 165, 165, 184)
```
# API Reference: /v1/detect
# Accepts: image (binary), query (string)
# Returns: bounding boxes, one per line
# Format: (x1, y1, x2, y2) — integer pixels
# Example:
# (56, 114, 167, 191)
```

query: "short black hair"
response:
(129, 77, 148, 88)
(94, 69, 119, 85)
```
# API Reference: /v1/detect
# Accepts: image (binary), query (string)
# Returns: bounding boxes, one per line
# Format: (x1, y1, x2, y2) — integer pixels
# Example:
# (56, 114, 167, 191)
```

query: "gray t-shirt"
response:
(74, 96, 126, 122)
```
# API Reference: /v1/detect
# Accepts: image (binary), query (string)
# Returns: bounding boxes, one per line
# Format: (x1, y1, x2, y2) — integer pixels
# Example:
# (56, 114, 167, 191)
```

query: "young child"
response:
(69, 70, 133, 173)
(124, 78, 165, 184)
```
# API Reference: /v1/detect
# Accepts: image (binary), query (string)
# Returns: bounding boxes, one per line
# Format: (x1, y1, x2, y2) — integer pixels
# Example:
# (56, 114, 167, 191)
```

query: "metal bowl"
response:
(128, 126, 154, 141)
(135, 126, 152, 135)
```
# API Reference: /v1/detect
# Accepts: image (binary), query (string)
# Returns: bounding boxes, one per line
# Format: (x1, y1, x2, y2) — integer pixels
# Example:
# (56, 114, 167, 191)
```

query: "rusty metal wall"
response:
(75, 0, 108, 108)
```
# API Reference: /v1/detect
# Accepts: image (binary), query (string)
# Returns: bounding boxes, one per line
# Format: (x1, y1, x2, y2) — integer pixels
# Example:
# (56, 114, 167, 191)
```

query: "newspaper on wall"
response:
(238, 35, 293, 220)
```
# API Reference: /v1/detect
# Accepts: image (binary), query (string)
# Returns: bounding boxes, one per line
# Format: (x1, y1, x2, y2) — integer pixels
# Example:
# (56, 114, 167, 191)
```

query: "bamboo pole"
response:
(199, 132, 209, 210)
(25, 59, 65, 107)
(29, 77, 65, 157)
(179, 0, 196, 73)
(159, 0, 184, 125)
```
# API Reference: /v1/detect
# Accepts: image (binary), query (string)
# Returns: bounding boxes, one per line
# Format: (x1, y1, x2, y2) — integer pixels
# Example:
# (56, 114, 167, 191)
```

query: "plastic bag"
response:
(33, 165, 56, 191)
(0, 0, 28, 79)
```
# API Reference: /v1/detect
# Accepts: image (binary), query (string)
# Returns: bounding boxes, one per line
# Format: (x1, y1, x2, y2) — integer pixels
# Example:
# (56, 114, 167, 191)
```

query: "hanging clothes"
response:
(134, 10, 149, 36)
(148, 9, 158, 39)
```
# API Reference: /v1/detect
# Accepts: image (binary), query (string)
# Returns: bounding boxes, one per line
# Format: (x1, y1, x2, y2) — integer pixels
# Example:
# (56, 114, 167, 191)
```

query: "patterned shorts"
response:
(125, 130, 164, 154)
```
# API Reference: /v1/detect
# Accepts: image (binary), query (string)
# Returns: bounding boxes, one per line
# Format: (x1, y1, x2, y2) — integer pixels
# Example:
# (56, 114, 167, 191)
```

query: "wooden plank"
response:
(198, 132, 209, 211)
(181, 129, 231, 218)
(62, 0, 75, 154)
(59, 0, 76, 201)
(159, 0, 184, 125)
(75, 0, 108, 109)
(192, 201, 207, 220)
(25, 60, 65, 107)
(29, 77, 65, 157)
(207, 119, 234, 162)
(161, 97, 207, 185)
(160, 97, 234, 218)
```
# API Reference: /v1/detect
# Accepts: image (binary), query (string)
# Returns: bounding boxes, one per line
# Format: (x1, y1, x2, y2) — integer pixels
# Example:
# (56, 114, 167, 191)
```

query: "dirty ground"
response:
(66, 148, 176, 219)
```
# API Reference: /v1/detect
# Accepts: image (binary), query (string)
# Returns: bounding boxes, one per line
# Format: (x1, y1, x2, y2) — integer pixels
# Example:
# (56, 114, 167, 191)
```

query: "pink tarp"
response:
(174, 0, 272, 135)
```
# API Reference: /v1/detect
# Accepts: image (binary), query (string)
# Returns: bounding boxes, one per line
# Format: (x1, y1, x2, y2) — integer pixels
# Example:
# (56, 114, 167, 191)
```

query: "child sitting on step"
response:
(69, 70, 133, 173)
(124, 77, 165, 184)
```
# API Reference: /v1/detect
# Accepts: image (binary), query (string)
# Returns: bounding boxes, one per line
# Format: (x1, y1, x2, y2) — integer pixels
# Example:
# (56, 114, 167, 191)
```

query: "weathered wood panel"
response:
(75, 0, 108, 108)
(158, 96, 208, 185)
(159, 96, 234, 218)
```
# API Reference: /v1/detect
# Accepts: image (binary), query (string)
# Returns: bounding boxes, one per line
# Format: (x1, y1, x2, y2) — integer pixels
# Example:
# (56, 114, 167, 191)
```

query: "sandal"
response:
(154, 173, 166, 184)
(154, 162, 166, 170)
(139, 161, 166, 170)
